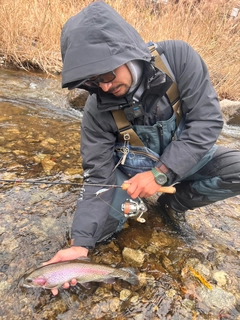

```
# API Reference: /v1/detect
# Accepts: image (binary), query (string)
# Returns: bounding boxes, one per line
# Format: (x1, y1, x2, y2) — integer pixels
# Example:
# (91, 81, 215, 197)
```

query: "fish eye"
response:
(26, 279, 33, 283)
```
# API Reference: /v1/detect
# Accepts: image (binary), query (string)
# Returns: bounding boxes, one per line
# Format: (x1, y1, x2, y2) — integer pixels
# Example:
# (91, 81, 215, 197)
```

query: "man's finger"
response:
(70, 279, 77, 286)
(42, 253, 62, 266)
(62, 282, 70, 289)
(51, 288, 58, 295)
(42, 258, 57, 266)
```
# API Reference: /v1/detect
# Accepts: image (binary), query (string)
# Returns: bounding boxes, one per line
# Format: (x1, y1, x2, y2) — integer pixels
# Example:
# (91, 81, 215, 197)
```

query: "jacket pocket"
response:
(114, 145, 160, 177)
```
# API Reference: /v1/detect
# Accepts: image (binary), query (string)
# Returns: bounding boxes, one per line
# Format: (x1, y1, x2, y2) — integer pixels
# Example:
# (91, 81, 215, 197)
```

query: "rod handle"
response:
(121, 183, 176, 194)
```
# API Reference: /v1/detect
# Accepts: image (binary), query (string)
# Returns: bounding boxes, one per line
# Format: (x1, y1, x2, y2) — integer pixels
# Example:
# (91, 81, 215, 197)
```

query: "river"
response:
(0, 68, 240, 320)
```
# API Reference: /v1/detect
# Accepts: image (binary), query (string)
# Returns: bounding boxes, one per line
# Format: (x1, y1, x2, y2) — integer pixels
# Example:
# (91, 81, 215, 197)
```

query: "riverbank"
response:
(0, 0, 240, 100)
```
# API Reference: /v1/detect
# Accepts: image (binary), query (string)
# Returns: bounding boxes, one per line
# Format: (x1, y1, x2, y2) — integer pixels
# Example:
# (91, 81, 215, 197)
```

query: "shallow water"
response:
(0, 68, 240, 320)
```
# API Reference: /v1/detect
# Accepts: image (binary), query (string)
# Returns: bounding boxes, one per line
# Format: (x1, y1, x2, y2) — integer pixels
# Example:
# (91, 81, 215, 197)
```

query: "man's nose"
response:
(99, 82, 113, 92)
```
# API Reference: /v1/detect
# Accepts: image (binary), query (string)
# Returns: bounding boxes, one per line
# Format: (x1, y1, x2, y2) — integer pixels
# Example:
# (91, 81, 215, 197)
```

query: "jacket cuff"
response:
(72, 237, 96, 249)
(155, 161, 176, 185)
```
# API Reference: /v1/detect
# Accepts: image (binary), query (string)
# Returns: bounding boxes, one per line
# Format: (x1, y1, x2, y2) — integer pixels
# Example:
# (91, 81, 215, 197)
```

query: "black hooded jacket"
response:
(61, 2, 223, 248)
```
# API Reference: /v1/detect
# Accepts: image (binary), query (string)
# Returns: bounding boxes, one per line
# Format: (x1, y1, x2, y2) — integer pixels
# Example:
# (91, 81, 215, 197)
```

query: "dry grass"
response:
(0, 0, 239, 100)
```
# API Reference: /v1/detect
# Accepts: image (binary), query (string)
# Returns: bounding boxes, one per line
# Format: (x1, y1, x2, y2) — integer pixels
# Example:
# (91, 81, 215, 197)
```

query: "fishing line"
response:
(0, 178, 139, 219)
(96, 190, 124, 216)
(0, 177, 123, 215)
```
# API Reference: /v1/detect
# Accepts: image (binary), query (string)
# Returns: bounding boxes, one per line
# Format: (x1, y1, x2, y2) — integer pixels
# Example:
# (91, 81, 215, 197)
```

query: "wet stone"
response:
(130, 293, 139, 304)
(0, 147, 11, 153)
(0, 280, 11, 292)
(109, 297, 121, 312)
(119, 288, 132, 301)
(198, 286, 236, 309)
(40, 155, 56, 175)
(212, 270, 229, 287)
(122, 247, 145, 267)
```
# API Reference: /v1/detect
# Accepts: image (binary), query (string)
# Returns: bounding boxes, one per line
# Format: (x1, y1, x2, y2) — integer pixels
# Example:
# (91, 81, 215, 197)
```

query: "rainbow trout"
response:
(21, 260, 138, 289)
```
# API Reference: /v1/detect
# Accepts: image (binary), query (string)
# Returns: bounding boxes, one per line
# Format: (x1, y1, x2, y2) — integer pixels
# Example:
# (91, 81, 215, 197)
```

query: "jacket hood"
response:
(61, 1, 152, 89)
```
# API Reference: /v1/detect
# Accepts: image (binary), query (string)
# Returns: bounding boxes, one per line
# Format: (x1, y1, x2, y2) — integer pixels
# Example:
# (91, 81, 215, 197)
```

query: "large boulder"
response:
(67, 88, 89, 112)
(220, 99, 240, 126)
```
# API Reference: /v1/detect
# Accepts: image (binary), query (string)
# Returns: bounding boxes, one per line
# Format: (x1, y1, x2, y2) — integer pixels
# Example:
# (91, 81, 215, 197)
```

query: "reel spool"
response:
(121, 198, 147, 223)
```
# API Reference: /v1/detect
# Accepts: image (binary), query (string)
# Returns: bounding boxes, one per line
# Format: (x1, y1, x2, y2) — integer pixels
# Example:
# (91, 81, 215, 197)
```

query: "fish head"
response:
(22, 275, 48, 288)
(21, 274, 48, 288)
(20, 267, 49, 288)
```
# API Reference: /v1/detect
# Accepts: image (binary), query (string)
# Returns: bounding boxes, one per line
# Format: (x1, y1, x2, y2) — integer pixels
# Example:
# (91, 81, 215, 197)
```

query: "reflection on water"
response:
(0, 69, 240, 320)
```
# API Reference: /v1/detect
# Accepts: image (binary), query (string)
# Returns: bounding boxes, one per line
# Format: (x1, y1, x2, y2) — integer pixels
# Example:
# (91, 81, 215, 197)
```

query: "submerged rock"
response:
(197, 286, 236, 310)
(122, 247, 145, 267)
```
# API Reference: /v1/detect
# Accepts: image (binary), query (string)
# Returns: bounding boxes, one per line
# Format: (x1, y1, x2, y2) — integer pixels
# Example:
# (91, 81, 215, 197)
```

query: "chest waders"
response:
(102, 45, 182, 237)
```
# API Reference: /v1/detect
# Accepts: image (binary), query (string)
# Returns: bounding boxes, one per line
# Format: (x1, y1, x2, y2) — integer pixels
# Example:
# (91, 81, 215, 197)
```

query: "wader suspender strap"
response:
(112, 45, 181, 146)
(111, 109, 144, 146)
(149, 46, 182, 126)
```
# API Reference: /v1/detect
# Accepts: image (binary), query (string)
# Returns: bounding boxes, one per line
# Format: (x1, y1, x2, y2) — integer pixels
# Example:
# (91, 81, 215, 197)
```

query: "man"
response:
(45, 1, 240, 294)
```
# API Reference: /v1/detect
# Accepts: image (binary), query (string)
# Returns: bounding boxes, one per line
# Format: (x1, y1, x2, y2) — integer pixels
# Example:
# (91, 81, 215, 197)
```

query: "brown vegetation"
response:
(0, 0, 239, 100)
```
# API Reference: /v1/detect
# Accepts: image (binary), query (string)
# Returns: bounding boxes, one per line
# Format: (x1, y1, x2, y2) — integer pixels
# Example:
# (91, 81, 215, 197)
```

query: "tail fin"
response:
(121, 267, 139, 285)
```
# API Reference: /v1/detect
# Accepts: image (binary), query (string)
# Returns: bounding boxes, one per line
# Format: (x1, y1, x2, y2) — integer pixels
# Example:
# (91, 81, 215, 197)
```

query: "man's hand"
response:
(43, 245, 88, 295)
(124, 171, 162, 199)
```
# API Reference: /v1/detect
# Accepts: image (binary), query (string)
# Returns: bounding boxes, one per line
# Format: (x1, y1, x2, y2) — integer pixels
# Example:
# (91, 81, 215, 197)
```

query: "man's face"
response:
(98, 64, 132, 97)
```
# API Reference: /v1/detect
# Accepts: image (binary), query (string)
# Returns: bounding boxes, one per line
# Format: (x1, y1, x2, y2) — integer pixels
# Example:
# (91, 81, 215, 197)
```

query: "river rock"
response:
(212, 270, 229, 287)
(220, 99, 240, 125)
(109, 297, 121, 312)
(120, 288, 132, 301)
(67, 88, 89, 111)
(122, 247, 145, 267)
(196, 286, 236, 309)
(40, 155, 56, 175)
(147, 230, 180, 252)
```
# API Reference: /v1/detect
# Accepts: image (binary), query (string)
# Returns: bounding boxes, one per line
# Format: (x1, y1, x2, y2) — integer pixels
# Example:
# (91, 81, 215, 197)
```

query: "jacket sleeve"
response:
(156, 40, 224, 182)
(71, 95, 118, 248)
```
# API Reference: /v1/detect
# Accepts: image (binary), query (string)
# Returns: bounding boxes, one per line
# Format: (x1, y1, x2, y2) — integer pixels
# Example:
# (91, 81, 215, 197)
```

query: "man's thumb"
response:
(42, 255, 59, 266)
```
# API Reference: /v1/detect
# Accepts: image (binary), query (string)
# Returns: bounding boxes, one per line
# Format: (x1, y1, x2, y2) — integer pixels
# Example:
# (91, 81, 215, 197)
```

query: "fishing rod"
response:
(0, 178, 121, 188)
(0, 178, 176, 224)
(0, 179, 176, 193)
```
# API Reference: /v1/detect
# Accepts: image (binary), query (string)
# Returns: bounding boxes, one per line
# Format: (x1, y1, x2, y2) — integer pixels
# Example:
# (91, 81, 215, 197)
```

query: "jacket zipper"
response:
(158, 123, 164, 155)
(115, 148, 159, 162)
(128, 150, 159, 162)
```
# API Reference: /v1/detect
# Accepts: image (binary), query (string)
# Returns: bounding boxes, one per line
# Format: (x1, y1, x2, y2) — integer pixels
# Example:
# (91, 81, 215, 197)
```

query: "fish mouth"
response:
(18, 275, 31, 288)
(21, 283, 34, 288)
(18, 266, 38, 288)
(19, 277, 35, 288)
